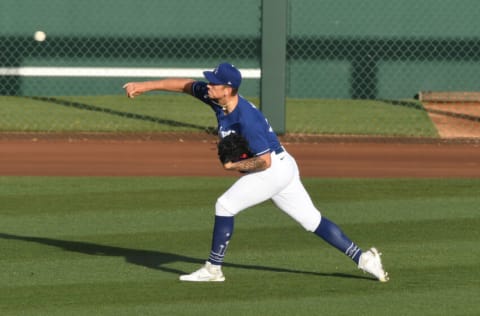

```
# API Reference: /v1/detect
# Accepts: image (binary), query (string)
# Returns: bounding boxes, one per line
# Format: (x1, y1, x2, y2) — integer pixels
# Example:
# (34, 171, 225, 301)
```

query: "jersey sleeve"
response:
(191, 81, 208, 100)
(191, 81, 223, 115)
(241, 115, 272, 156)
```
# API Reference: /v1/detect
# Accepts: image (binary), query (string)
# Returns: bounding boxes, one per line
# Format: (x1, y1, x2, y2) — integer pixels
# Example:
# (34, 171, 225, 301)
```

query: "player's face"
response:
(207, 83, 230, 100)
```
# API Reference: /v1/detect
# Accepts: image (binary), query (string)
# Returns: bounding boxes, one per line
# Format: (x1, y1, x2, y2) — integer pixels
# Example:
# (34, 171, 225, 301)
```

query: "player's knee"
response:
(299, 213, 322, 232)
(215, 196, 237, 217)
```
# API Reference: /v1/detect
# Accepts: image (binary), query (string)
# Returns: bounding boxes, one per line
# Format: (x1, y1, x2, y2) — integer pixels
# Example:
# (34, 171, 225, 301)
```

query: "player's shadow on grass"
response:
(0, 232, 371, 281)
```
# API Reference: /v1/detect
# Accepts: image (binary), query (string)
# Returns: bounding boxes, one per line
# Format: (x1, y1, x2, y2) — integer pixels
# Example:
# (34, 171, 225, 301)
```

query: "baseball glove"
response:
(217, 133, 253, 164)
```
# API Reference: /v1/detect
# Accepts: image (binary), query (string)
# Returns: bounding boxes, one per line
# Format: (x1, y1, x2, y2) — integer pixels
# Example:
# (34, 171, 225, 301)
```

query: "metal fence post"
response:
(261, 0, 287, 134)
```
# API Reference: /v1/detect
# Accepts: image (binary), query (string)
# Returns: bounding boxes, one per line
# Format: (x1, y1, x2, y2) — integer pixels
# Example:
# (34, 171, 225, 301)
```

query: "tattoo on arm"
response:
(234, 156, 267, 172)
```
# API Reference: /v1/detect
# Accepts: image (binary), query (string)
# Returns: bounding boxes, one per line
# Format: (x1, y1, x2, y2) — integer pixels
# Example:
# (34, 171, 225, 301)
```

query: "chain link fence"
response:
(1, 0, 479, 140)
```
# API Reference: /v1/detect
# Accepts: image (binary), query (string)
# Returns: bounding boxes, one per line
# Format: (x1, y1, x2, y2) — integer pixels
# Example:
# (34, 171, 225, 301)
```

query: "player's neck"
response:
(220, 95, 238, 114)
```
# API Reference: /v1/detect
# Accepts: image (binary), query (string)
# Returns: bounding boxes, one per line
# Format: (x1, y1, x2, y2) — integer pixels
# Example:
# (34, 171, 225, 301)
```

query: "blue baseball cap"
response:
(203, 62, 242, 88)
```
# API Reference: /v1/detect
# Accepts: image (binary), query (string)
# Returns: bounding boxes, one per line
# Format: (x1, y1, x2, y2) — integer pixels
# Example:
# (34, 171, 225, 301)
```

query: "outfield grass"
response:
(0, 95, 438, 137)
(0, 177, 478, 315)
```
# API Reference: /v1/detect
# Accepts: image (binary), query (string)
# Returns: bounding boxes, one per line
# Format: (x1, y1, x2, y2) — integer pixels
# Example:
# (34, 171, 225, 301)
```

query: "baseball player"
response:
(123, 62, 388, 282)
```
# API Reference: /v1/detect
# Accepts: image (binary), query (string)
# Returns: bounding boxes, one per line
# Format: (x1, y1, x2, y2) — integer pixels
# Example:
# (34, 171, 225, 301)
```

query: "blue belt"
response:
(274, 147, 285, 155)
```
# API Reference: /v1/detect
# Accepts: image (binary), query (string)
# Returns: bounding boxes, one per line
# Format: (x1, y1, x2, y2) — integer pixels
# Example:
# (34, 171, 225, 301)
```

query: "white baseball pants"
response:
(215, 149, 322, 232)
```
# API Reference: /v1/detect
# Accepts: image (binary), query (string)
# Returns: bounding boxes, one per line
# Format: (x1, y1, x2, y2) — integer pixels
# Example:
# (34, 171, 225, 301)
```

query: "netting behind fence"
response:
(1, 0, 479, 140)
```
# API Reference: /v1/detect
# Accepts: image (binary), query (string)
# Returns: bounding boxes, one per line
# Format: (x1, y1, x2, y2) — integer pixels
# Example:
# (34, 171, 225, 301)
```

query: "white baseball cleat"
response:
(179, 261, 225, 282)
(358, 247, 389, 282)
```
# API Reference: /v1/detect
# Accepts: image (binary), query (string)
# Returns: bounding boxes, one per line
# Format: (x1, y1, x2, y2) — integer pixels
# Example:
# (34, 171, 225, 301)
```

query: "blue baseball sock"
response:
(208, 215, 234, 266)
(314, 217, 362, 264)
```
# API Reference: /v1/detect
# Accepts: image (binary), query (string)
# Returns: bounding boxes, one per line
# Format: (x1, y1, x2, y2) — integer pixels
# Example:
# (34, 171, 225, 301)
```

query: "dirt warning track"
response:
(1, 139, 479, 178)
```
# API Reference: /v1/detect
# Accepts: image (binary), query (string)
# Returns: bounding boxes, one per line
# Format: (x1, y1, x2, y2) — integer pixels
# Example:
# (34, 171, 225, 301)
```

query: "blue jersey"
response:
(192, 81, 282, 156)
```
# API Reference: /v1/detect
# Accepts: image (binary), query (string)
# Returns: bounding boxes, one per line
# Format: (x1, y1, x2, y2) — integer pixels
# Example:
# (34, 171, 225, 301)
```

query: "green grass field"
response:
(0, 95, 438, 137)
(0, 177, 478, 315)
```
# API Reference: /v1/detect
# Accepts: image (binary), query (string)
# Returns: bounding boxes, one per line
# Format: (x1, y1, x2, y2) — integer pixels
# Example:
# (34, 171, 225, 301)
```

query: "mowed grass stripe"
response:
(0, 177, 479, 315)
(2, 216, 476, 267)
(3, 287, 478, 316)
(2, 223, 476, 291)
(1, 266, 477, 315)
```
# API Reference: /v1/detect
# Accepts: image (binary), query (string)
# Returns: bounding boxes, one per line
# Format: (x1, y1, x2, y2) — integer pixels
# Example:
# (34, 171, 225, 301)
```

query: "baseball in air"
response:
(33, 31, 47, 42)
